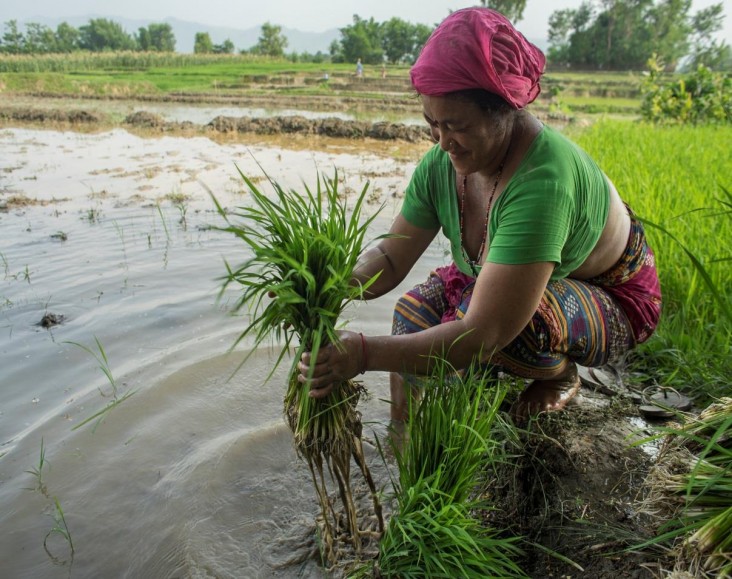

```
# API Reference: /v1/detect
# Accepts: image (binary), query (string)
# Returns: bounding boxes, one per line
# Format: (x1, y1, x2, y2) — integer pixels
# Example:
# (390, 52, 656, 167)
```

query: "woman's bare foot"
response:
(511, 363, 581, 423)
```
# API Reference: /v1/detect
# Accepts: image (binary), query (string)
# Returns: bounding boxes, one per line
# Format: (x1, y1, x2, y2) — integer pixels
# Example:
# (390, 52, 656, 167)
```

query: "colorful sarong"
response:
(391, 211, 661, 381)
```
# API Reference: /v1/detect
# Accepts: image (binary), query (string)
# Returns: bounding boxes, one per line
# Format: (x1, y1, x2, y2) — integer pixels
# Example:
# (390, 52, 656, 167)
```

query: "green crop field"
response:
(572, 120, 731, 399)
(0, 52, 643, 114)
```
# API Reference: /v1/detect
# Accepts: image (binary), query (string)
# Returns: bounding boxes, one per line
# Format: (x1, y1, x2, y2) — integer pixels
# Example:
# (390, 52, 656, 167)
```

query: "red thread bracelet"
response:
(359, 333, 368, 374)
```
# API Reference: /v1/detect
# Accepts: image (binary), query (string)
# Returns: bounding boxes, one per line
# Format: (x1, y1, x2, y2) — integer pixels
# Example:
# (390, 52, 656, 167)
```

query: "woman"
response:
(298, 8, 661, 422)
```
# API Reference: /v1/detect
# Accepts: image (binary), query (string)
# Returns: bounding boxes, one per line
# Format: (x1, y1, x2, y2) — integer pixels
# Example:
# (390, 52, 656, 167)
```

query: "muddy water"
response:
(0, 127, 443, 577)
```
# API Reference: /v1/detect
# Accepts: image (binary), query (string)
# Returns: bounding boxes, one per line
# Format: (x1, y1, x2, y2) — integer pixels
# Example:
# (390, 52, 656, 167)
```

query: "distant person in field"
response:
(355, 58, 363, 78)
(299, 8, 661, 424)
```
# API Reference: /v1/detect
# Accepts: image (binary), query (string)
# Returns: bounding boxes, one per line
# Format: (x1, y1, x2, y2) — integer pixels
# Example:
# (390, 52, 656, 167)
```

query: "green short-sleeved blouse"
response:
(401, 125, 610, 280)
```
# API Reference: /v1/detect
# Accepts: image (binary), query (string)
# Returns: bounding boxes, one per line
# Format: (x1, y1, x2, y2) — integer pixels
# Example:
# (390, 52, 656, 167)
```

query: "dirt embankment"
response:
(0, 94, 430, 143)
(0, 104, 432, 143)
(126, 110, 430, 142)
(0, 85, 574, 142)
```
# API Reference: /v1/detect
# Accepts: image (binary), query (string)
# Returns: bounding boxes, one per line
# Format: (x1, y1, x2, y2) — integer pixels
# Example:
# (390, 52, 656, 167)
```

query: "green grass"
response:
(364, 363, 526, 577)
(0, 52, 649, 109)
(570, 120, 731, 401)
(0, 52, 376, 95)
(560, 95, 641, 114)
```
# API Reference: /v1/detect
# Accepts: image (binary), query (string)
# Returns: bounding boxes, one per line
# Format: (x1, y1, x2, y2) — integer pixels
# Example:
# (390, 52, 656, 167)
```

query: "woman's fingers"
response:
(297, 332, 360, 397)
(296, 362, 337, 397)
(308, 382, 336, 399)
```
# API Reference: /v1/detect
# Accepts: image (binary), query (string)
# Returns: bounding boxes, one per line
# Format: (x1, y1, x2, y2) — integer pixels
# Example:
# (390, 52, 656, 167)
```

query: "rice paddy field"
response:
(571, 121, 732, 400)
(0, 56, 730, 577)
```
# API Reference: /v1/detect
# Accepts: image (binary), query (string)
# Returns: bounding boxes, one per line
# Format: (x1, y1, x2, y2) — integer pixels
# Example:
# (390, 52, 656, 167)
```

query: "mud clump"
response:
(2, 105, 432, 143)
(0, 107, 104, 124)
(38, 313, 65, 328)
(206, 114, 430, 142)
(120, 110, 429, 142)
(124, 110, 166, 128)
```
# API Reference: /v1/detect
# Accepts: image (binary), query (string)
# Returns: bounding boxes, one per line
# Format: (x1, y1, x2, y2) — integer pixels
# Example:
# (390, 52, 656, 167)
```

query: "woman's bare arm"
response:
(352, 214, 438, 299)
(302, 259, 555, 395)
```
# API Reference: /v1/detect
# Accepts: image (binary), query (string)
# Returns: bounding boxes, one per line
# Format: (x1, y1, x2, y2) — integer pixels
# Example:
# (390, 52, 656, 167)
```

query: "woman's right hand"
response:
(297, 331, 364, 398)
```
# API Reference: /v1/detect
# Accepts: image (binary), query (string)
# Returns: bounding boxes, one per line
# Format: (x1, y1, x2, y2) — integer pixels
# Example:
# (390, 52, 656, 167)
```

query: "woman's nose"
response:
(438, 132, 452, 152)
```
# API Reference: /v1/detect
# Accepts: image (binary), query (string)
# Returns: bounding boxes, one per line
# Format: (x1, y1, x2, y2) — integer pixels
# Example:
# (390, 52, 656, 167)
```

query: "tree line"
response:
(196, 17, 432, 65)
(1, 0, 729, 71)
(546, 0, 730, 71)
(0, 19, 177, 53)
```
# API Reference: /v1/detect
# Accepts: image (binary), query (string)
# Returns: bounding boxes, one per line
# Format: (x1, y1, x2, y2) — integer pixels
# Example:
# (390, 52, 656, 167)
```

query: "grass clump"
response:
(359, 362, 525, 578)
(211, 167, 385, 565)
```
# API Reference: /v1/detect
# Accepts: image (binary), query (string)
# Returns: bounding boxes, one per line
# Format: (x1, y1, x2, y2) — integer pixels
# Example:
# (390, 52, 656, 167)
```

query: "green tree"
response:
(590, 0, 655, 69)
(251, 22, 288, 57)
(547, 0, 706, 70)
(646, 0, 692, 70)
(24, 22, 56, 53)
(480, 0, 528, 23)
(547, 2, 594, 67)
(137, 26, 151, 51)
(194, 32, 213, 54)
(212, 38, 235, 54)
(381, 18, 432, 64)
(332, 15, 384, 65)
(79, 18, 136, 51)
(138, 23, 175, 51)
(1, 20, 25, 54)
(55, 22, 80, 52)
(686, 2, 730, 70)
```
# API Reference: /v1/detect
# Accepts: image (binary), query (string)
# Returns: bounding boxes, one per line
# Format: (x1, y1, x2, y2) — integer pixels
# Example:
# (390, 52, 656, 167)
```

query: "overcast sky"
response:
(1, 0, 730, 42)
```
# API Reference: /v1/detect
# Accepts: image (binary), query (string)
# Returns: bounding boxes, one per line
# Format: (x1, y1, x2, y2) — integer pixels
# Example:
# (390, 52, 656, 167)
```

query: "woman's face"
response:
(421, 94, 510, 176)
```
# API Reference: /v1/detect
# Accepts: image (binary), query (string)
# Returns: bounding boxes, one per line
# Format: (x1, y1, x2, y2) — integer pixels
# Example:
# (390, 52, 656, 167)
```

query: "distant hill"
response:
(16, 15, 340, 54)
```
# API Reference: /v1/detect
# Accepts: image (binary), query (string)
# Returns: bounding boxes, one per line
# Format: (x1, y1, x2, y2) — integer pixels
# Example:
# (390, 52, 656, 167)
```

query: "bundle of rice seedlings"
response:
(361, 361, 526, 578)
(640, 397, 732, 576)
(376, 478, 525, 578)
(210, 168, 385, 564)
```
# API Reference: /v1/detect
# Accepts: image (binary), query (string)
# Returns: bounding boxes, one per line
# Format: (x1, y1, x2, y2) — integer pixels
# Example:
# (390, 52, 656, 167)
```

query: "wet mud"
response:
(0, 103, 431, 143)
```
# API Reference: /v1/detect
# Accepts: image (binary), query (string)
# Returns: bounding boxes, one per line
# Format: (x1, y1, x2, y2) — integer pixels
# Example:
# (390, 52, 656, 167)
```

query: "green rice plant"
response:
(155, 204, 171, 241)
(363, 361, 525, 577)
(43, 497, 74, 565)
(24, 437, 49, 497)
(636, 398, 732, 576)
(640, 186, 732, 324)
(64, 337, 136, 432)
(573, 121, 732, 401)
(376, 480, 526, 578)
(392, 362, 503, 503)
(12, 264, 32, 284)
(210, 167, 386, 564)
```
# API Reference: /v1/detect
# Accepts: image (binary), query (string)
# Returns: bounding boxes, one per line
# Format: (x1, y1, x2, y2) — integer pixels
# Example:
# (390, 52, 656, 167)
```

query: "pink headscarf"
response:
(410, 8, 546, 109)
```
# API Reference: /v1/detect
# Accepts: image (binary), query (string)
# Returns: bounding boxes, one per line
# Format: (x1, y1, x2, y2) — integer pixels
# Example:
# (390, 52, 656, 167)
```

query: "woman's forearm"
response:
(363, 318, 499, 375)
(351, 245, 404, 299)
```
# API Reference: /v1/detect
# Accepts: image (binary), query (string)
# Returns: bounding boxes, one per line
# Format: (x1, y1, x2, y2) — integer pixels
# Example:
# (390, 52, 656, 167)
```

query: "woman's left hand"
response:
(297, 330, 362, 398)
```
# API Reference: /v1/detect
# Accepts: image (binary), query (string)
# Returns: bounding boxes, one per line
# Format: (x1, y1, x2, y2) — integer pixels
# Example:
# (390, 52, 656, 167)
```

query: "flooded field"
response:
(0, 125, 443, 577)
(0, 99, 684, 578)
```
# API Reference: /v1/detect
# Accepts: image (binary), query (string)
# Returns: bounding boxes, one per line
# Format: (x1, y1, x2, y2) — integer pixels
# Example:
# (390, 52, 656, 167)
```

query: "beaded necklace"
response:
(458, 160, 506, 278)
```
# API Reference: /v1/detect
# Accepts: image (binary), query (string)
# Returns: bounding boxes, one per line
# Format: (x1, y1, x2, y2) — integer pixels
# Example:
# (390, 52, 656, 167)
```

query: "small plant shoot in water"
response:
(64, 336, 136, 432)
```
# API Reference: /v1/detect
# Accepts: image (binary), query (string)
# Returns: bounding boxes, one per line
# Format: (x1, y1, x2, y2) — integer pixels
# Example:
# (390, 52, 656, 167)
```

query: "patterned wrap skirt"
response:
(391, 211, 662, 381)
